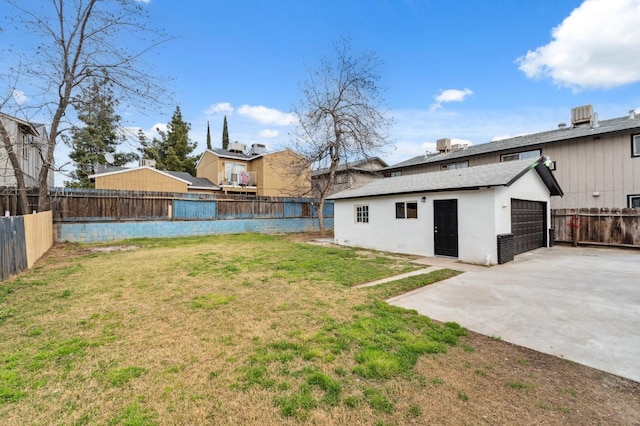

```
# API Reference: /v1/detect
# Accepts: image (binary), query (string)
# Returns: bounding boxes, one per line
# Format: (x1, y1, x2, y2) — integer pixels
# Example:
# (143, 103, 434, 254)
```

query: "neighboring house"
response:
(196, 143, 311, 197)
(330, 157, 563, 265)
(0, 112, 53, 189)
(90, 165, 219, 194)
(383, 105, 640, 209)
(311, 157, 388, 197)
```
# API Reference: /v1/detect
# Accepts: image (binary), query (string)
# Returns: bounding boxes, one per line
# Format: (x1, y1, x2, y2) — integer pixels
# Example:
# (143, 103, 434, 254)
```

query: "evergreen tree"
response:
(206, 120, 212, 150)
(138, 106, 198, 174)
(222, 115, 229, 150)
(65, 75, 138, 187)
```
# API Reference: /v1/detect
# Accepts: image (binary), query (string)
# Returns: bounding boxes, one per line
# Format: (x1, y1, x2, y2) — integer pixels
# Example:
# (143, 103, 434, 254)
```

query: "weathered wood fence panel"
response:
(0, 188, 40, 216)
(49, 189, 332, 222)
(0, 216, 28, 281)
(552, 208, 640, 246)
(51, 188, 172, 221)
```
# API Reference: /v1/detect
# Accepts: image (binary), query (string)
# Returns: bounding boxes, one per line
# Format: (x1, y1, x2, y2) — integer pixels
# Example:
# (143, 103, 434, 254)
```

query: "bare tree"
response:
(1, 0, 171, 211)
(291, 38, 393, 236)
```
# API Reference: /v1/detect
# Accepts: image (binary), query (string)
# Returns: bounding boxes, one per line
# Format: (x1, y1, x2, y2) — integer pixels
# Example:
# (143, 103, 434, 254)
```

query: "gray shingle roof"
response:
(329, 158, 560, 199)
(312, 157, 389, 177)
(386, 114, 640, 170)
(166, 171, 217, 188)
(209, 147, 255, 160)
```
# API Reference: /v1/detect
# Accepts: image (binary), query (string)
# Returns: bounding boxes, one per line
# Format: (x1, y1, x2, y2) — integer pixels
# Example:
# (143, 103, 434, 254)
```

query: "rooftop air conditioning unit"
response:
(250, 143, 266, 155)
(571, 105, 593, 125)
(228, 142, 246, 153)
(451, 143, 468, 151)
(140, 158, 156, 168)
(436, 138, 451, 153)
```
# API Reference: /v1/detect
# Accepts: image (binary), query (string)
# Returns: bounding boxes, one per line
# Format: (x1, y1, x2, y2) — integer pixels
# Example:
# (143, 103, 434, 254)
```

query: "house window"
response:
(21, 133, 30, 158)
(501, 149, 541, 162)
(632, 134, 640, 157)
(395, 202, 418, 219)
(629, 195, 640, 208)
(355, 205, 369, 223)
(390, 171, 402, 177)
(335, 173, 348, 184)
(440, 161, 468, 170)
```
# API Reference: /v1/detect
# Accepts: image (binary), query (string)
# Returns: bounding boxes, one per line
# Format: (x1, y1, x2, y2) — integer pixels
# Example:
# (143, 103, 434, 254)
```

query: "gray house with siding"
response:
(384, 106, 640, 209)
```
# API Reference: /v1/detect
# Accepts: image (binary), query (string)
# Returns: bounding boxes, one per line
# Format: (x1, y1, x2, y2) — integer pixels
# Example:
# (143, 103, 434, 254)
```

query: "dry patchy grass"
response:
(0, 233, 638, 425)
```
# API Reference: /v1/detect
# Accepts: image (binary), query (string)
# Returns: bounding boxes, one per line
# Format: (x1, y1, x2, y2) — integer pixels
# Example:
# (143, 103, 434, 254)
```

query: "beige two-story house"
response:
(196, 143, 311, 197)
(384, 105, 640, 209)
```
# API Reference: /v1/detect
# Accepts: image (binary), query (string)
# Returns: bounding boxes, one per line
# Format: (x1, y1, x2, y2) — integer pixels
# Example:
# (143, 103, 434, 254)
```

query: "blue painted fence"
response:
(50, 189, 334, 243)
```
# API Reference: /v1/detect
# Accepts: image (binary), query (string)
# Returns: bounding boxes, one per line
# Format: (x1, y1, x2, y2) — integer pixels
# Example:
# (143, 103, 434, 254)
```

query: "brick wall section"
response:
(497, 233, 515, 264)
(54, 218, 334, 243)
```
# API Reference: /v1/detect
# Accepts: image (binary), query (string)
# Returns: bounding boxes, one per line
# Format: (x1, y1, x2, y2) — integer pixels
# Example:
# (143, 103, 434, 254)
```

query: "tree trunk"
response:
(316, 198, 326, 237)
(0, 120, 30, 215)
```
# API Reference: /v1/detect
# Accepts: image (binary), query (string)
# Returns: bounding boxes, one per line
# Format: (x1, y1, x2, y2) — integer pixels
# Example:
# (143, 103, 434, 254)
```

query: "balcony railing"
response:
(217, 170, 257, 188)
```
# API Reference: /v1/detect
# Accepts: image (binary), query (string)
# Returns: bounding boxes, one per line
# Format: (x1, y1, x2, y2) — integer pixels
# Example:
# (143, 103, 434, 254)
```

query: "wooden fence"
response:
(24, 211, 53, 268)
(0, 187, 40, 216)
(50, 188, 332, 222)
(0, 215, 27, 281)
(552, 208, 640, 247)
(0, 211, 52, 281)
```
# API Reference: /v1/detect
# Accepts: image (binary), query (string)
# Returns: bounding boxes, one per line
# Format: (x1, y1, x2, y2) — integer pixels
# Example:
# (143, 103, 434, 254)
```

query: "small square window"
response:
(355, 205, 369, 223)
(629, 195, 640, 208)
(406, 202, 418, 218)
(395, 202, 405, 219)
(632, 134, 640, 157)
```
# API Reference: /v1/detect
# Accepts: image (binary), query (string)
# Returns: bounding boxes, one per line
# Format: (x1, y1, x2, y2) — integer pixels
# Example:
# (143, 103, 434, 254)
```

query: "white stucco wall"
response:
(333, 168, 554, 265)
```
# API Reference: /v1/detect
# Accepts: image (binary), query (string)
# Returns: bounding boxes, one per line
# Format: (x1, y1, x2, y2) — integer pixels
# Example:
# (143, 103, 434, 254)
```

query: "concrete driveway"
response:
(388, 246, 640, 382)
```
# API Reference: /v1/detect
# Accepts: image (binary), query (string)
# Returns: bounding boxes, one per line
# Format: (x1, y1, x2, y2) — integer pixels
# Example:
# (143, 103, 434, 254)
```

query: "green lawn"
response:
(0, 233, 461, 425)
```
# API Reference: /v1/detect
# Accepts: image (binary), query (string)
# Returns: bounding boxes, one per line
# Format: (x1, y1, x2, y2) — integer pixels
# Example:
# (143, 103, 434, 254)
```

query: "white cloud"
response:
(237, 105, 296, 126)
(516, 0, 640, 90)
(12, 89, 28, 105)
(151, 122, 168, 134)
(259, 129, 279, 138)
(430, 88, 473, 110)
(205, 102, 234, 115)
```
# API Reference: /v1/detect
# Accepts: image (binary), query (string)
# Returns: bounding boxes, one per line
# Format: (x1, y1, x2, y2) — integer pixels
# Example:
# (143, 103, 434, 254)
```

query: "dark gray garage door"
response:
(511, 199, 546, 255)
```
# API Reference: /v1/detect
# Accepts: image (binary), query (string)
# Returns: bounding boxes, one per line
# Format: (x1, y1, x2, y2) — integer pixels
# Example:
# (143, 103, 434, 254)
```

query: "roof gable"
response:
(330, 158, 563, 200)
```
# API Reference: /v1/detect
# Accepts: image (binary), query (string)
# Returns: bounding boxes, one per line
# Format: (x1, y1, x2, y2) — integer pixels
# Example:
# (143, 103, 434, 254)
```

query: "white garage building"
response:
(329, 157, 563, 265)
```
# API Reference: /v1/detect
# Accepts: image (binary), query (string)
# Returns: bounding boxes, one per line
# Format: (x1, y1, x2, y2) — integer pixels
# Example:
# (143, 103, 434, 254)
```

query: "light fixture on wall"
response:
(421, 196, 426, 203)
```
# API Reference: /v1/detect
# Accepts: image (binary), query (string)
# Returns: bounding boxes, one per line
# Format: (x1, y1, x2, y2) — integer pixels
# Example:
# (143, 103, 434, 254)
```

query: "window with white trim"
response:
(629, 194, 640, 208)
(395, 202, 418, 219)
(355, 205, 369, 223)
(632, 134, 640, 157)
(501, 149, 541, 162)
(440, 161, 468, 170)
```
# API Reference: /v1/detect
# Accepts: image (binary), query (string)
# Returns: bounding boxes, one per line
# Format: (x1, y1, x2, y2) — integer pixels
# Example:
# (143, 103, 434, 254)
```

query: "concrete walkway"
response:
(383, 246, 640, 383)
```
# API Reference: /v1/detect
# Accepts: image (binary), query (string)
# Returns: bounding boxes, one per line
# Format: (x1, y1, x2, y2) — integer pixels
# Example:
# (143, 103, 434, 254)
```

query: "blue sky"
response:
(3, 0, 640, 185)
